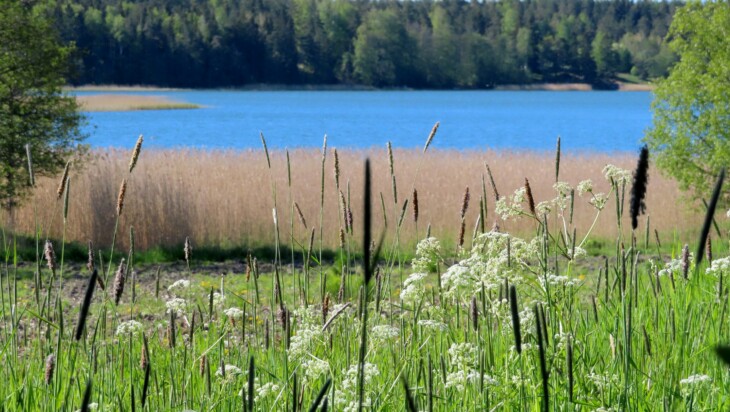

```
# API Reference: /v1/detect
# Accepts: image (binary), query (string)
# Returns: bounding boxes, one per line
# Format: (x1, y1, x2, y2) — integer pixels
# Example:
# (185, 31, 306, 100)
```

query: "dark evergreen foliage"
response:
(38, 0, 679, 88)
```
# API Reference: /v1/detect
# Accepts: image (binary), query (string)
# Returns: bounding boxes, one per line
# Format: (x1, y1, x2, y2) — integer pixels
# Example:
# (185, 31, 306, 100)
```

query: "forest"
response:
(39, 0, 680, 88)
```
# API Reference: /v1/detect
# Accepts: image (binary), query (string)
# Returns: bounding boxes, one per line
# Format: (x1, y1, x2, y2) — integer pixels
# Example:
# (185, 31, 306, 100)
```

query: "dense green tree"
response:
(645, 1, 730, 200)
(36, 0, 680, 89)
(352, 9, 418, 87)
(0, 0, 86, 213)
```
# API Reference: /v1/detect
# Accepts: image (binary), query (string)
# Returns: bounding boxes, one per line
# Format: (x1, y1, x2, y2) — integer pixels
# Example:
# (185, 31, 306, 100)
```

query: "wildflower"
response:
(167, 279, 190, 295)
(216, 364, 242, 377)
(448, 342, 477, 368)
(680, 374, 711, 386)
(412, 237, 441, 272)
(370, 325, 399, 342)
(577, 179, 593, 195)
(288, 307, 323, 362)
(706, 257, 730, 277)
(255, 382, 281, 402)
(417, 319, 447, 331)
(165, 298, 187, 316)
(445, 370, 497, 392)
(567, 246, 587, 261)
(603, 164, 632, 185)
(335, 363, 380, 410)
(223, 307, 244, 319)
(116, 320, 144, 337)
(400, 272, 427, 305)
(301, 358, 329, 382)
(212, 292, 225, 307)
(589, 193, 608, 210)
(536, 201, 552, 216)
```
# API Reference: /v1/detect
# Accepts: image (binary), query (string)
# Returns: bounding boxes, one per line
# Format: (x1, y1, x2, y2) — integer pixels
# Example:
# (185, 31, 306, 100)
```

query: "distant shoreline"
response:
(66, 81, 654, 93)
(76, 94, 200, 112)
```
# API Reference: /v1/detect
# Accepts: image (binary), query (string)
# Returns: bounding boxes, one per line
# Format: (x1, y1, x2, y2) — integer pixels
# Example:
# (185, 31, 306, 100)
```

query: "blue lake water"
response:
(78, 90, 653, 152)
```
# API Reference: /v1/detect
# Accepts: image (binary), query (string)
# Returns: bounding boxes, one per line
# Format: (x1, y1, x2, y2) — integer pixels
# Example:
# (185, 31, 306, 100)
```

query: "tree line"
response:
(38, 0, 680, 89)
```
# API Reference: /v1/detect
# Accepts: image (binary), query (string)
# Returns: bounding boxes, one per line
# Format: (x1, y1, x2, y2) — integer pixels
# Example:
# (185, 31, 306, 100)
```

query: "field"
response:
(1, 135, 729, 411)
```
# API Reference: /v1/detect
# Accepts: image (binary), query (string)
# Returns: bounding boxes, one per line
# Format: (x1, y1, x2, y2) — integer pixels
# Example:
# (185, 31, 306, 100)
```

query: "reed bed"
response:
(9, 147, 698, 252)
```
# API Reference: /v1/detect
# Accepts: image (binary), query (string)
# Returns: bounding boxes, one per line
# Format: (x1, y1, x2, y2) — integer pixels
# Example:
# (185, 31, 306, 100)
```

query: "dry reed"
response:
(8, 148, 700, 252)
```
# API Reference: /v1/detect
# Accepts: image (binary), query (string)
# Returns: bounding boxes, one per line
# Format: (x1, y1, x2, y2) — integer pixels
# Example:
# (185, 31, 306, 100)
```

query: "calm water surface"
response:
(78, 90, 653, 152)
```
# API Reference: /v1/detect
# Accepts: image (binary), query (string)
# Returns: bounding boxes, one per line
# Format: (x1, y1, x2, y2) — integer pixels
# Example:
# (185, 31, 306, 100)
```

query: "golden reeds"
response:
(129, 135, 143, 173)
(8, 148, 698, 252)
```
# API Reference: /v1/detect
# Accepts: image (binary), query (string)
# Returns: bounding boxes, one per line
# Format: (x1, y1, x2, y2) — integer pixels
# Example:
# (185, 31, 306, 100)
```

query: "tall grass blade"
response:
(307, 378, 332, 412)
(696, 168, 725, 271)
(75, 269, 97, 340)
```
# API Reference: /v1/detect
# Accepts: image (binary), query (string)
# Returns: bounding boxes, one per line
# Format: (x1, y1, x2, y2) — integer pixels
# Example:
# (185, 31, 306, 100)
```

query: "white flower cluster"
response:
(566, 247, 587, 261)
(445, 369, 497, 392)
(441, 232, 537, 300)
(680, 374, 712, 386)
(370, 325, 399, 343)
(216, 364, 242, 377)
(603, 164, 632, 185)
(576, 180, 593, 195)
(587, 371, 619, 391)
(165, 298, 187, 316)
(301, 357, 329, 382)
(540, 273, 581, 288)
(400, 272, 428, 305)
(495, 187, 527, 220)
(212, 292, 225, 307)
(706, 257, 730, 277)
(589, 192, 609, 211)
(412, 237, 441, 273)
(417, 319, 447, 331)
(658, 255, 693, 277)
(167, 279, 190, 295)
(255, 381, 281, 402)
(335, 363, 380, 411)
(448, 342, 478, 369)
(116, 320, 143, 337)
(224, 307, 244, 319)
(288, 307, 323, 362)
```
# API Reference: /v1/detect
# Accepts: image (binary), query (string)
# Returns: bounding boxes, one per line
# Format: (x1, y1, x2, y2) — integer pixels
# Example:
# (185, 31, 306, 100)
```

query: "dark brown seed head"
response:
(629, 145, 650, 230)
(509, 286, 521, 354)
(113, 258, 126, 305)
(200, 355, 207, 376)
(347, 205, 353, 234)
(412, 188, 419, 223)
(681, 244, 690, 279)
(337, 273, 345, 303)
(140, 346, 148, 370)
(524, 178, 536, 216)
(339, 227, 346, 249)
(458, 220, 466, 247)
(278, 306, 289, 328)
(264, 319, 270, 349)
(322, 293, 331, 324)
(45, 354, 55, 384)
(460, 187, 470, 219)
(485, 163, 500, 201)
(470, 296, 478, 331)
(44, 240, 56, 273)
(116, 178, 127, 216)
(294, 202, 307, 229)
(246, 253, 252, 282)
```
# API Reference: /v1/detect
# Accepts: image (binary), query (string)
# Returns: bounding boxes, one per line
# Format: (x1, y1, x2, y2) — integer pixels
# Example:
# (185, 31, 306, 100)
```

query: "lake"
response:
(78, 90, 653, 152)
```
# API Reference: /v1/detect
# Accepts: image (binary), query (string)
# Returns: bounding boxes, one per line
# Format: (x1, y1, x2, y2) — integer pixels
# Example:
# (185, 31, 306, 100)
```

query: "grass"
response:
(76, 94, 200, 112)
(1, 128, 729, 411)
